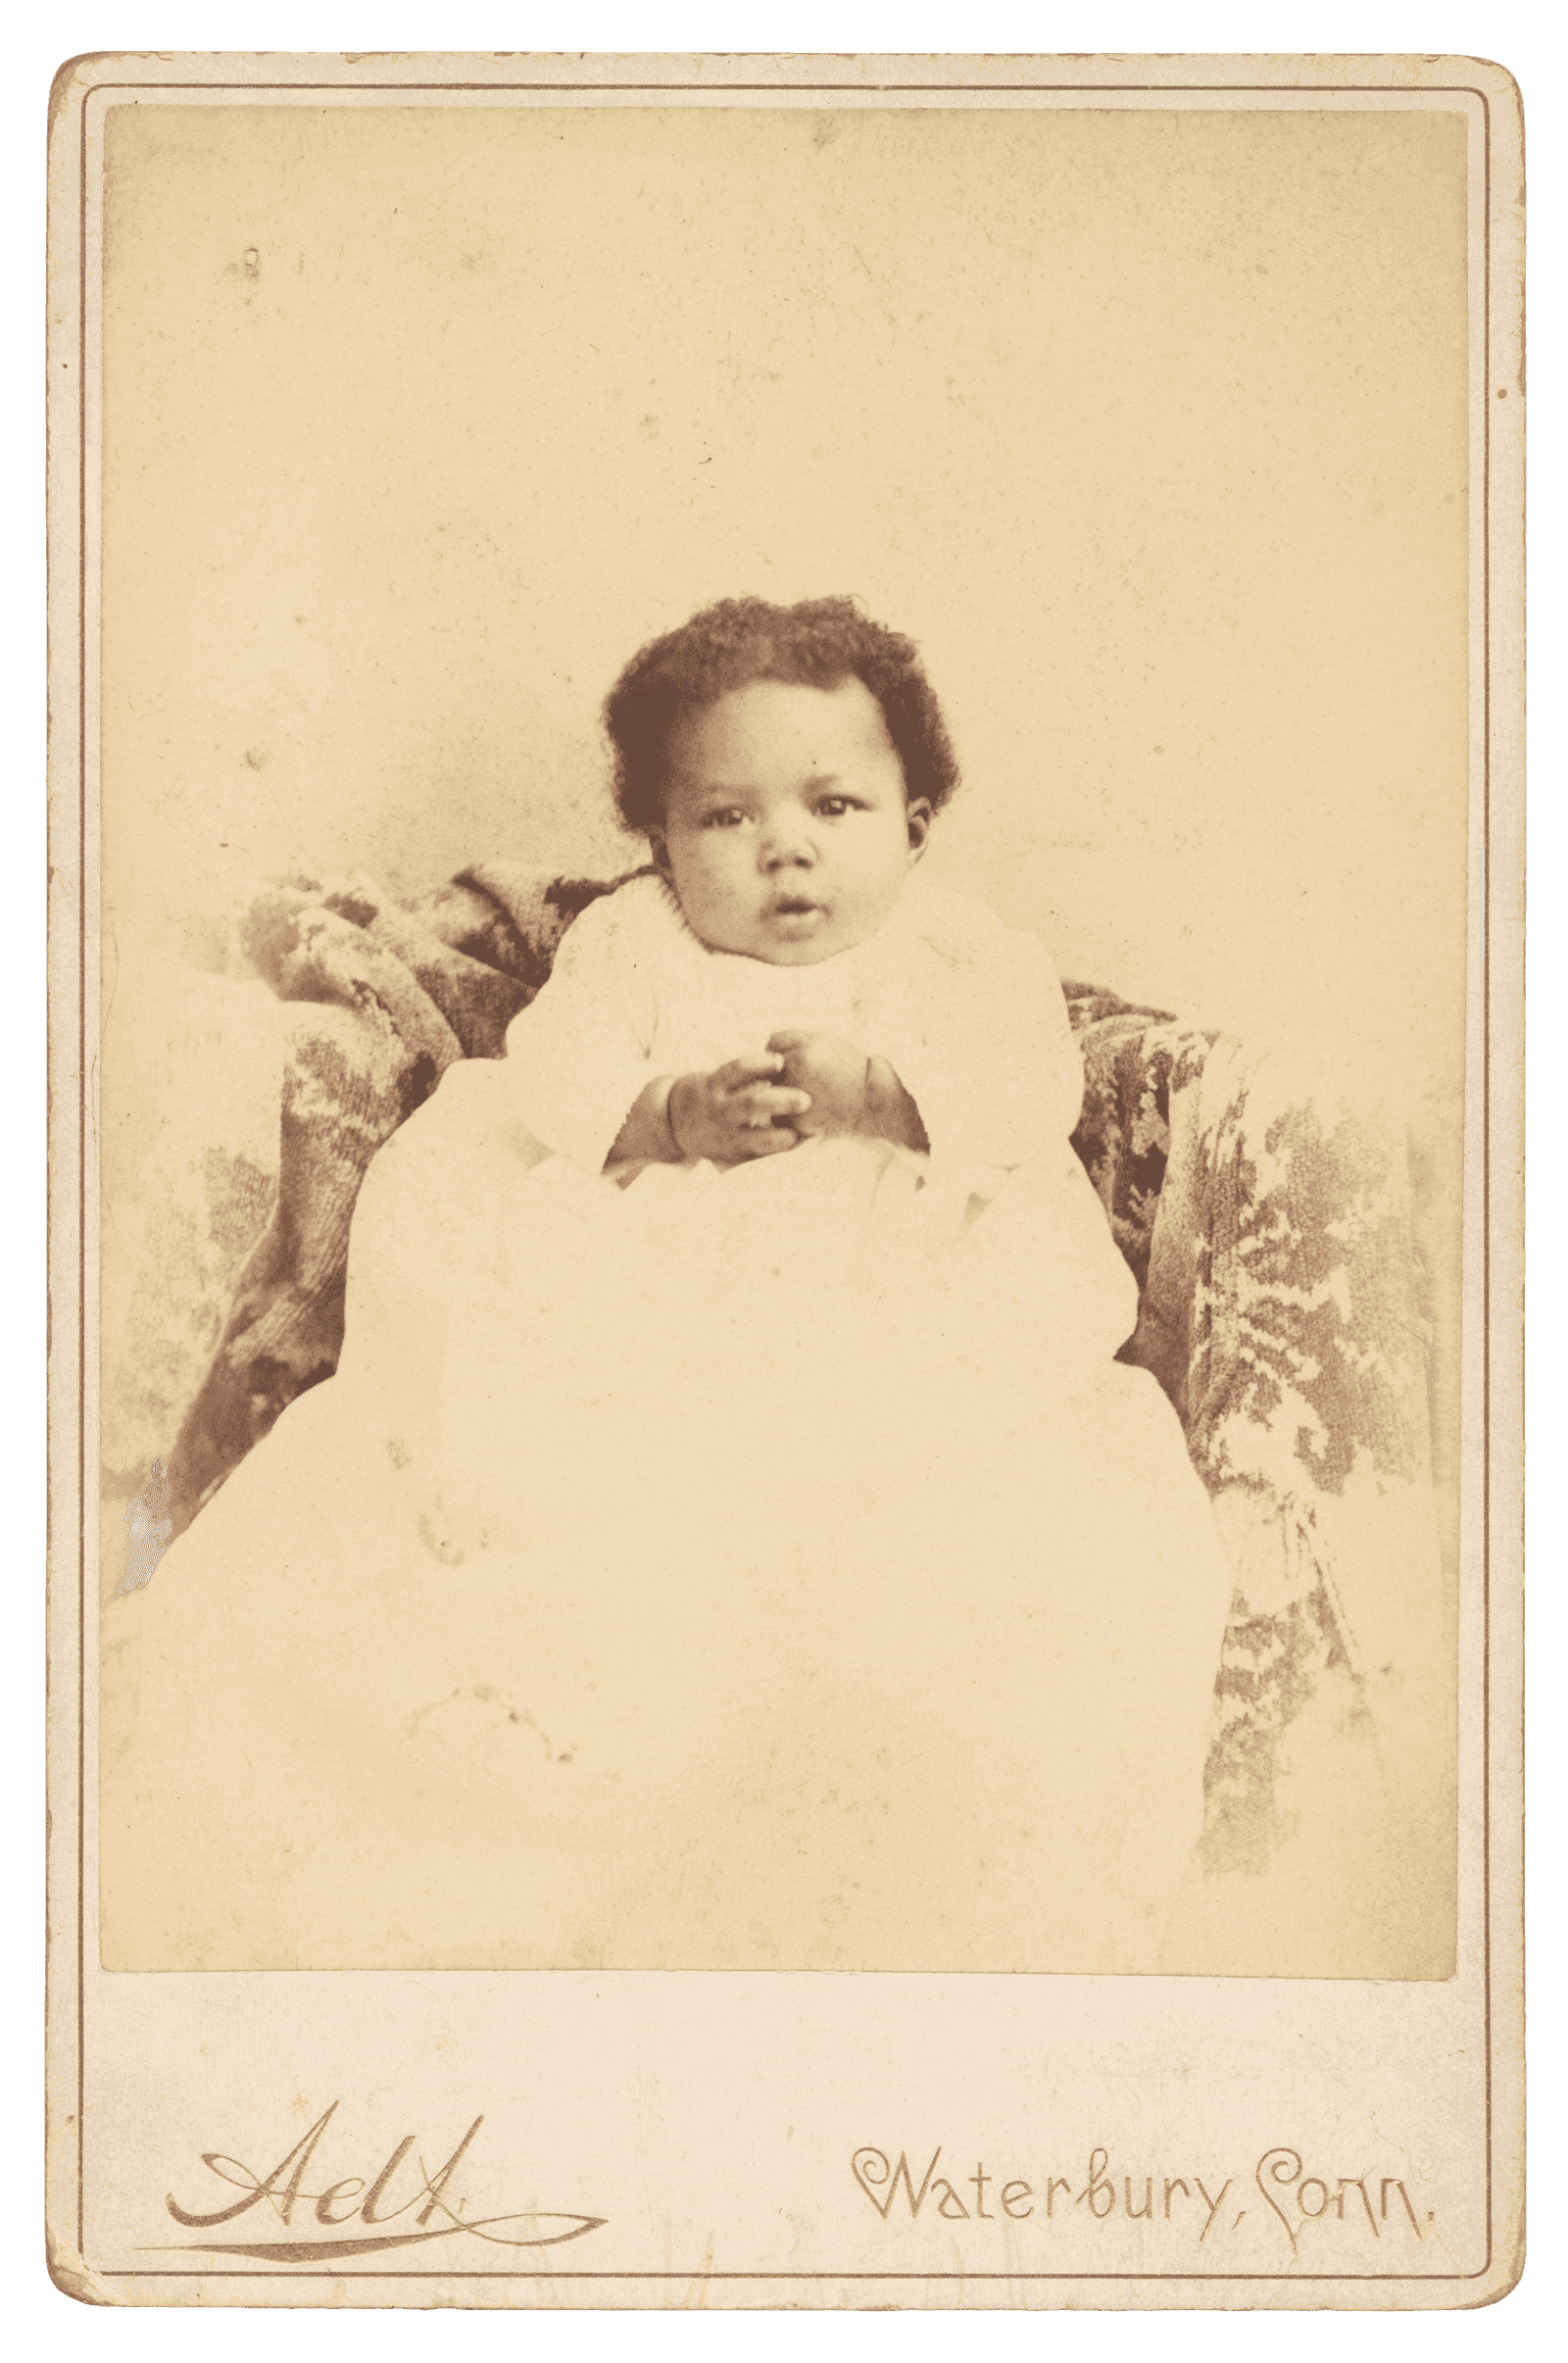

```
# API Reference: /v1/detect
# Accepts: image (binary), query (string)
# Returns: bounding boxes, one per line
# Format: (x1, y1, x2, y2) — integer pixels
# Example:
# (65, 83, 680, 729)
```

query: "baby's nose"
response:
(760, 819, 815, 868)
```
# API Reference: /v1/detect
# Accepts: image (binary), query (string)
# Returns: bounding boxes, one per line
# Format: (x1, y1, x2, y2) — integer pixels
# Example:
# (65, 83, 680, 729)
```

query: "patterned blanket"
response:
(108, 863, 1449, 1962)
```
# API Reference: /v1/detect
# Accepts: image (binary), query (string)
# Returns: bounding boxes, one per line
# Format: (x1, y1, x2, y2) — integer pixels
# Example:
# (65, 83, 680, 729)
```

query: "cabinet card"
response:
(46, 48, 1523, 2310)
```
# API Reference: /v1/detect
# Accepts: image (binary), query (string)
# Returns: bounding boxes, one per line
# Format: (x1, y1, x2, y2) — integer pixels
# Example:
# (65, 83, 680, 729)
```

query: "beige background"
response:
(101, 102, 1468, 1092)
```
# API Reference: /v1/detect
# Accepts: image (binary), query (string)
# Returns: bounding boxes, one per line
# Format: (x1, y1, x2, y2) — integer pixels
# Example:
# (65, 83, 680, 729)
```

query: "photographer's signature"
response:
(150, 2101, 606, 2261)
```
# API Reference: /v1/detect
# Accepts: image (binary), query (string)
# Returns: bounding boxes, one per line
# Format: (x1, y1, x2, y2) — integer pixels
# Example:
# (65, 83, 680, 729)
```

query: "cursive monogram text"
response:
(154, 2101, 606, 2262)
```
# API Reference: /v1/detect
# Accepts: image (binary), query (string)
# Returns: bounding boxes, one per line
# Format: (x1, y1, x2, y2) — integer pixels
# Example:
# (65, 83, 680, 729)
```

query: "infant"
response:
(600, 601, 942, 1168)
(108, 596, 1235, 1977)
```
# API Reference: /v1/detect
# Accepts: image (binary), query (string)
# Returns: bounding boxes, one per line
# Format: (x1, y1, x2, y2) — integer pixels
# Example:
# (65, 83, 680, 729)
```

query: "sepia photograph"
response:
(47, 46, 1523, 2308)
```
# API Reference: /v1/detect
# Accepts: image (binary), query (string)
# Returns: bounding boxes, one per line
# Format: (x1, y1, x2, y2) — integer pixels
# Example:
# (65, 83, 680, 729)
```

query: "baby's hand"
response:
(668, 1055, 811, 1165)
(765, 1031, 873, 1137)
(766, 1031, 930, 1153)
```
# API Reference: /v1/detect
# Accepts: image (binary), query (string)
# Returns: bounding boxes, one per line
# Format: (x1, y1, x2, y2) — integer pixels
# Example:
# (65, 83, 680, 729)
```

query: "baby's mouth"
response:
(769, 894, 823, 918)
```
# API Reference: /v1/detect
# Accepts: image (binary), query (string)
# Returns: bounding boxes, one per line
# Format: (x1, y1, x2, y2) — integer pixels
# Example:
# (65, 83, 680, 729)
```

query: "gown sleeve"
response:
(889, 899, 1087, 1175)
(504, 885, 662, 1171)
(892, 894, 1141, 1356)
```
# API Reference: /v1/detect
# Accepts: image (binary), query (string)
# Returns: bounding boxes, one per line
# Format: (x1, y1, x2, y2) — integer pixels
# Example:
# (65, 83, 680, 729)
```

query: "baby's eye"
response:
(701, 807, 748, 830)
(814, 795, 856, 818)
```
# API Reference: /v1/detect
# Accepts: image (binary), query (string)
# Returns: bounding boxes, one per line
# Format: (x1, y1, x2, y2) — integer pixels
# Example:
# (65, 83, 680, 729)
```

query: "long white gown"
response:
(102, 876, 1234, 1972)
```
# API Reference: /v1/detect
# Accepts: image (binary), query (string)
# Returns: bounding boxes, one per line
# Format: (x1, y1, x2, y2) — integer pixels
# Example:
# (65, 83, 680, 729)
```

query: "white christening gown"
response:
(104, 877, 1233, 1972)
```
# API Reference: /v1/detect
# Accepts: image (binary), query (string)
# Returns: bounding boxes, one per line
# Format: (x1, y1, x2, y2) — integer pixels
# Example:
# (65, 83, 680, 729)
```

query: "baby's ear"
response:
(906, 799, 933, 861)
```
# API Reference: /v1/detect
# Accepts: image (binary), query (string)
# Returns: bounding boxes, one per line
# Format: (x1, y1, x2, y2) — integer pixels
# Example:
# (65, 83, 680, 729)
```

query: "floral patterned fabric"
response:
(104, 864, 1447, 1944)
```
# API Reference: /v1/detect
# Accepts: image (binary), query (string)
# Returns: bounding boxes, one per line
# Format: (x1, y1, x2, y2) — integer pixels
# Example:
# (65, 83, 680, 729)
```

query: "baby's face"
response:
(653, 677, 931, 965)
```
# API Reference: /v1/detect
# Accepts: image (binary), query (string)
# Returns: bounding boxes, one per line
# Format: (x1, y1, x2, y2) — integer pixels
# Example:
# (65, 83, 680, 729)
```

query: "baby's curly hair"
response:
(603, 595, 961, 835)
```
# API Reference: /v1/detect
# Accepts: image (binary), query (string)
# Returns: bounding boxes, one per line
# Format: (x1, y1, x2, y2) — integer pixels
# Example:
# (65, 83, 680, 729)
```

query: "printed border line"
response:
(96, 2267, 1484, 2283)
(68, 66, 1496, 2292)
(63, 79, 1498, 86)
(1481, 69, 1494, 2302)
(75, 78, 88, 2266)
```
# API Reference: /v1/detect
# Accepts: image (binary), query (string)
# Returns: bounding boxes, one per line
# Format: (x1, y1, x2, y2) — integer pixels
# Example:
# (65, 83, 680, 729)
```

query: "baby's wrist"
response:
(862, 1056, 928, 1152)
(664, 1074, 694, 1159)
(858, 1053, 893, 1134)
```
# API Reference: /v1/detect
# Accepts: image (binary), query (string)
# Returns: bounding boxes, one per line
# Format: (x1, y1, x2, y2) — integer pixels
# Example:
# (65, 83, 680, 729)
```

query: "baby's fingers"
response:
(737, 1084, 811, 1127)
(741, 1125, 801, 1157)
(715, 1052, 785, 1089)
